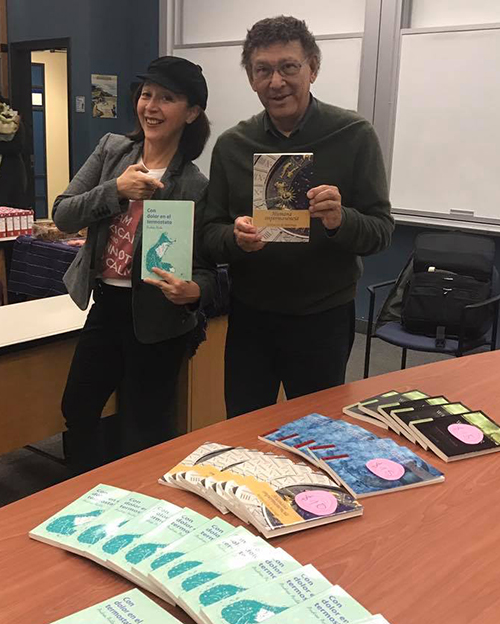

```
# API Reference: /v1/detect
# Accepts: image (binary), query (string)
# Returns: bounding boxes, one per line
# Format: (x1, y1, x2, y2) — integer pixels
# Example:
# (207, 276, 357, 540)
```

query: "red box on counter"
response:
(0, 207, 34, 238)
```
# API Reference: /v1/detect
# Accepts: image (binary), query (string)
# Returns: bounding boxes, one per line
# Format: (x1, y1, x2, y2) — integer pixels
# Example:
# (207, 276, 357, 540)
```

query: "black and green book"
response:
(391, 402, 470, 450)
(409, 411, 500, 462)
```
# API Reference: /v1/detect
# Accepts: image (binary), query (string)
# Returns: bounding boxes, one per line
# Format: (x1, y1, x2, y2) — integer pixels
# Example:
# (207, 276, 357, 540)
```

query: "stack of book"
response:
(260, 414, 445, 498)
(47, 589, 182, 623)
(31, 485, 392, 624)
(159, 442, 363, 537)
(343, 390, 500, 462)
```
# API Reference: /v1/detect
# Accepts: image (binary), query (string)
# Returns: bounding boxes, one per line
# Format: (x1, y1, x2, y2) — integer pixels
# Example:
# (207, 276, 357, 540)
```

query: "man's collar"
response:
(263, 96, 317, 139)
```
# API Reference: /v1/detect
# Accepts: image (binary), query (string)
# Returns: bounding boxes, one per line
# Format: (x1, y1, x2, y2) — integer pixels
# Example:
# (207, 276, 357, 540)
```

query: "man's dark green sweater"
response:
(204, 98, 394, 315)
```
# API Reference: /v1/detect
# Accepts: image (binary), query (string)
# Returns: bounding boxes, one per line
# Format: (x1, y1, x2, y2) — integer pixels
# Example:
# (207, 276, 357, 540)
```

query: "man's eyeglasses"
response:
(252, 60, 308, 82)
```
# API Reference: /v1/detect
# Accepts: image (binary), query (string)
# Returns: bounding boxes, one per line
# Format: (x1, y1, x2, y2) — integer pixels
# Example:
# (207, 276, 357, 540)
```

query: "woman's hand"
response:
(144, 267, 201, 305)
(116, 163, 164, 200)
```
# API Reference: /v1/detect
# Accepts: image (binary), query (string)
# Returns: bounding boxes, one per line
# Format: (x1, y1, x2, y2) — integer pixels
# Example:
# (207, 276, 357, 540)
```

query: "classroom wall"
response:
(7, 0, 159, 172)
(8, 1, 500, 321)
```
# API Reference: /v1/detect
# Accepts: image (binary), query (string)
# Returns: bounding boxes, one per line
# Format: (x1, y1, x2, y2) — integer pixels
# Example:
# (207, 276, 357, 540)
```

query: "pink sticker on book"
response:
(295, 490, 338, 516)
(366, 458, 405, 481)
(448, 423, 484, 445)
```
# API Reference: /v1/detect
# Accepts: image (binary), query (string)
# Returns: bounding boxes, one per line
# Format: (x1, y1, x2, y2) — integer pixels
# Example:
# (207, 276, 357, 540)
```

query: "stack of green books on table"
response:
(47, 589, 181, 623)
(30, 485, 395, 624)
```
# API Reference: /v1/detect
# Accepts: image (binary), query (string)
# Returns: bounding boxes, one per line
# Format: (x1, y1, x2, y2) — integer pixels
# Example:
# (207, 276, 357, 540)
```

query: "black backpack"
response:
(401, 232, 495, 344)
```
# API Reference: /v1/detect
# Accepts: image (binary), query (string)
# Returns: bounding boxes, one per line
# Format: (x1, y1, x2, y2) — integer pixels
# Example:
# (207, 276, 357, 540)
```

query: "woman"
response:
(53, 56, 215, 474)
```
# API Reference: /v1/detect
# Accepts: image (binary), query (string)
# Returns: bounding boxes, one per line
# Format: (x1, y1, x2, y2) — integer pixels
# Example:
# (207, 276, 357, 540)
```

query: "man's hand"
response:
(307, 185, 343, 230)
(234, 216, 266, 252)
(116, 163, 164, 200)
(144, 268, 201, 305)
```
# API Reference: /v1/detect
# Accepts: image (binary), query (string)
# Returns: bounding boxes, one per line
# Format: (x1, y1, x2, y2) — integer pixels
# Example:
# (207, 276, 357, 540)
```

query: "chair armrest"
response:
(367, 279, 397, 295)
(458, 293, 500, 350)
(463, 293, 500, 312)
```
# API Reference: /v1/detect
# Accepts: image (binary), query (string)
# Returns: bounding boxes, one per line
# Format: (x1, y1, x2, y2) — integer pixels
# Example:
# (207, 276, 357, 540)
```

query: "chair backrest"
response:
(401, 232, 495, 339)
(376, 231, 497, 339)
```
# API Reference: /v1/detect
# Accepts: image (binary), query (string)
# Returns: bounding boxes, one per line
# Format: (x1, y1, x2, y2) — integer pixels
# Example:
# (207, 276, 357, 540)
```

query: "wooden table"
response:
(1, 350, 500, 624)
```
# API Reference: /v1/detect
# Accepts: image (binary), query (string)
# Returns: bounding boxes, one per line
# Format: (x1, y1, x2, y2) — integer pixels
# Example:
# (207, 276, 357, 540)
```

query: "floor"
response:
(0, 332, 450, 508)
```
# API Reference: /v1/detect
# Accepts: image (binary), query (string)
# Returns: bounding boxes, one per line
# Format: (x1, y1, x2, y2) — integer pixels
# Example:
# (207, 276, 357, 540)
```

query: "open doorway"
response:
(9, 38, 71, 219)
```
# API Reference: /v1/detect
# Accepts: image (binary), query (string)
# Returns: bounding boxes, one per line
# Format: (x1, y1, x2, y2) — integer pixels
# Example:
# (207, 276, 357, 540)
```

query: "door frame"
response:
(9, 37, 72, 211)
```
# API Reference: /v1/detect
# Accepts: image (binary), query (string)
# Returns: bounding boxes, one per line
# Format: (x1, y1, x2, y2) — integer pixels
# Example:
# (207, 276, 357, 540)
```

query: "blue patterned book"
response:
(308, 438, 444, 498)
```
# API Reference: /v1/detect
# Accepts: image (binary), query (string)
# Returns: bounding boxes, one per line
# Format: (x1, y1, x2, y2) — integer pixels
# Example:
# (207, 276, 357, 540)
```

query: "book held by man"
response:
(141, 199, 194, 280)
(252, 152, 312, 242)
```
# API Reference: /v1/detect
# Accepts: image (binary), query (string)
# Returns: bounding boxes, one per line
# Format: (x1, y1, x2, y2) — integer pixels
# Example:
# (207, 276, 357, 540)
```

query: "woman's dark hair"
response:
(127, 83, 210, 162)
(241, 15, 321, 74)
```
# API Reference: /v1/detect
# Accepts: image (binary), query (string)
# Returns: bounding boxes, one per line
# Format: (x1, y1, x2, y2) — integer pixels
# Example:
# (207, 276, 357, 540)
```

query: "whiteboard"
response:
(390, 28, 500, 225)
(180, 0, 366, 44)
(181, 38, 362, 176)
(410, 0, 500, 29)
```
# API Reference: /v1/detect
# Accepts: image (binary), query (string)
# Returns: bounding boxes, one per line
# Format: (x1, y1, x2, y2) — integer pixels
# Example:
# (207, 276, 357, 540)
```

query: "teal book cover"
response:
(71, 491, 159, 563)
(196, 548, 300, 624)
(149, 527, 261, 604)
(133, 516, 233, 584)
(141, 199, 194, 281)
(48, 588, 182, 624)
(202, 564, 332, 624)
(29, 484, 129, 550)
(245, 585, 371, 624)
(102, 499, 182, 578)
(177, 543, 277, 617)
(107, 507, 208, 584)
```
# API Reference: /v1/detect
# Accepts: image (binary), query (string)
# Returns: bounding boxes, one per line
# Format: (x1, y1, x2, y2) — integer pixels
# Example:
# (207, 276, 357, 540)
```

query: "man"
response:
(204, 16, 394, 418)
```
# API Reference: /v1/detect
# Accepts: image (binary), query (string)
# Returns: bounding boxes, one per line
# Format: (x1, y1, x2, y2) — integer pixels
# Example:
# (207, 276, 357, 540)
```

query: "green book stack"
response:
(106, 507, 208, 588)
(131, 516, 234, 593)
(193, 548, 300, 624)
(199, 564, 332, 624)
(47, 588, 182, 624)
(177, 543, 285, 622)
(72, 491, 160, 564)
(240, 584, 371, 624)
(29, 484, 129, 551)
(149, 526, 264, 604)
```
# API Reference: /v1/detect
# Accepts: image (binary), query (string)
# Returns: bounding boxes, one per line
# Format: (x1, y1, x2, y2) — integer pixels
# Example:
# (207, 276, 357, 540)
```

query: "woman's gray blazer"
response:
(52, 133, 216, 344)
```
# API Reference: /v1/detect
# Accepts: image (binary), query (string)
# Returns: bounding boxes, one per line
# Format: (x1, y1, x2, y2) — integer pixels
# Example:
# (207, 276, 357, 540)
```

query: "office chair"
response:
(363, 267, 500, 379)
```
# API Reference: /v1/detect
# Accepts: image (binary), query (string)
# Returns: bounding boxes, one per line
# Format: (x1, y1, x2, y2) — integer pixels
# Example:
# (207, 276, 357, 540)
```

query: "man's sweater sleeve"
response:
(331, 122, 394, 256)
(203, 139, 247, 265)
